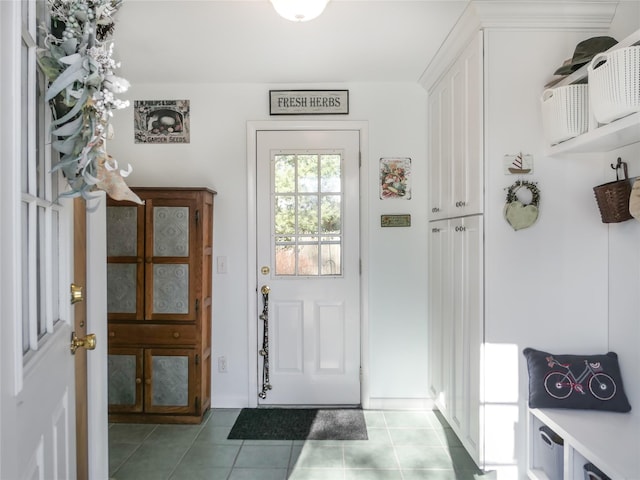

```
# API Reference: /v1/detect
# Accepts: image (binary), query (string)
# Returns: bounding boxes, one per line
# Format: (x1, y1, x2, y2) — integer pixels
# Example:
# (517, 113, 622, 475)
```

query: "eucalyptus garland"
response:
(39, 0, 142, 203)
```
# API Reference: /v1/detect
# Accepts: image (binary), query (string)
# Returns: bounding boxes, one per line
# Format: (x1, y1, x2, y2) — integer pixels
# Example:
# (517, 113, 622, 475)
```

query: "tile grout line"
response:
(110, 423, 159, 478)
(166, 419, 210, 480)
(382, 411, 407, 480)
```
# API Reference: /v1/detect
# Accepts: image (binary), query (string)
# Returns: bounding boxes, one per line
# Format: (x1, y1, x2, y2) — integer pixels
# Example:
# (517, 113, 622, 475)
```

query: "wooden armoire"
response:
(106, 187, 215, 424)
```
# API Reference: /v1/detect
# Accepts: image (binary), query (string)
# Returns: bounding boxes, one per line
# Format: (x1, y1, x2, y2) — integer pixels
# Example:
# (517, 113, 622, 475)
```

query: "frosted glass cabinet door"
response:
(106, 205, 145, 320)
(145, 348, 196, 414)
(108, 348, 143, 413)
(153, 206, 189, 257)
(147, 201, 197, 320)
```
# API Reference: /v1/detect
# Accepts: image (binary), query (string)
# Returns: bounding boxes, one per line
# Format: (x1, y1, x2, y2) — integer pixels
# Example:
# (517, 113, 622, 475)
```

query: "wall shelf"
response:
(546, 112, 640, 155)
(544, 29, 640, 156)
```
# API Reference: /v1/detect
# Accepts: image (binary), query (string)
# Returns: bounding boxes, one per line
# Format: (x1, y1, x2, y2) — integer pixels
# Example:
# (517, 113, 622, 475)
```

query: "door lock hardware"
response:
(70, 332, 96, 354)
(70, 283, 83, 304)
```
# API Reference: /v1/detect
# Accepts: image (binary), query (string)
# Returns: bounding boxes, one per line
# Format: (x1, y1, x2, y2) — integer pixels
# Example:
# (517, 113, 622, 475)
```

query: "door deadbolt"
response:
(261, 266, 270, 275)
(70, 283, 83, 304)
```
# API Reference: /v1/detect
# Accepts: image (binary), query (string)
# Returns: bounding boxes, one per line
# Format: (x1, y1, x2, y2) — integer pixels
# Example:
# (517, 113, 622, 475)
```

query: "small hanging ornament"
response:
(504, 180, 540, 231)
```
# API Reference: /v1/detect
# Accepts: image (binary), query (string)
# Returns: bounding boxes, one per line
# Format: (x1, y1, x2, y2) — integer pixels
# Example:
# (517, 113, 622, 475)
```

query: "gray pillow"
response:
(523, 348, 631, 412)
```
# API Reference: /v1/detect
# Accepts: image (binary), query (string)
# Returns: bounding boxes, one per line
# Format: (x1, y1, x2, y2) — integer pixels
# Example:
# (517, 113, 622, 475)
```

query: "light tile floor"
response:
(109, 409, 483, 480)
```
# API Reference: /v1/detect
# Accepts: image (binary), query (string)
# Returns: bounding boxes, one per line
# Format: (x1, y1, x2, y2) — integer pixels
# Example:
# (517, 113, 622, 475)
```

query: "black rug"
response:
(227, 408, 368, 441)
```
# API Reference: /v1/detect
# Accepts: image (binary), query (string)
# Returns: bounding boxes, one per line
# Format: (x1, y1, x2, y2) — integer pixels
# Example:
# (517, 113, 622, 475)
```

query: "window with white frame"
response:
(21, 0, 64, 357)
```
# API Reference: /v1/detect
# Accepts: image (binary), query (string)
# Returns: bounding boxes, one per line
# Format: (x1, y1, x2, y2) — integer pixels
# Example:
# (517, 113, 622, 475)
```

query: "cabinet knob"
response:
(145, 257, 152, 263)
(109, 331, 115, 337)
(136, 378, 142, 384)
(145, 379, 151, 385)
(173, 332, 180, 339)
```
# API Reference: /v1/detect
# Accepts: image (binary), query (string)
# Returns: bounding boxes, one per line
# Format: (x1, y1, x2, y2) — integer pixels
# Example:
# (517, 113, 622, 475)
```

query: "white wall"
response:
(107, 82, 429, 408)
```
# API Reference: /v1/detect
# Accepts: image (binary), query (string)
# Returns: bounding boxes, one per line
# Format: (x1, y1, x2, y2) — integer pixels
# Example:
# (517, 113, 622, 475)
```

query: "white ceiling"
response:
(112, 0, 470, 84)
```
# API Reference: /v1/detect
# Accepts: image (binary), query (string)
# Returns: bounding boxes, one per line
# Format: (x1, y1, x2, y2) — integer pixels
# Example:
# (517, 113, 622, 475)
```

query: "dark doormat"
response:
(227, 408, 368, 441)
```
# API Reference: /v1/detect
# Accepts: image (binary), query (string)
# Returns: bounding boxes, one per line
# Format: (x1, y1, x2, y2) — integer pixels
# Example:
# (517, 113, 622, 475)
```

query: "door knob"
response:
(70, 332, 97, 354)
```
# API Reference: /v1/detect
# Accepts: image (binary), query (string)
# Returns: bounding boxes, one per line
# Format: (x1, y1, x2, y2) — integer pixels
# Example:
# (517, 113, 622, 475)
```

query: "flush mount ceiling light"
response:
(270, 0, 330, 22)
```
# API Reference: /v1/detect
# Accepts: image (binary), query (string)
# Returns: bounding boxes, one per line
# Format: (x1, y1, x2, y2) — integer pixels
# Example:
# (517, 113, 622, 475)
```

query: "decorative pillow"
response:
(523, 348, 631, 412)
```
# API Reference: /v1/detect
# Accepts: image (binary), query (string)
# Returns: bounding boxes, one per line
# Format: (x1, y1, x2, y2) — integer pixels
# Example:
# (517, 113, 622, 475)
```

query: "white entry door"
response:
(256, 129, 361, 405)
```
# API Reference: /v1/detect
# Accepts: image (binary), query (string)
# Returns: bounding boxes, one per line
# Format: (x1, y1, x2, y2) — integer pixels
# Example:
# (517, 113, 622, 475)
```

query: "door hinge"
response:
(359, 259, 362, 275)
(359, 151, 362, 167)
(195, 396, 200, 411)
(195, 298, 199, 312)
(195, 354, 200, 365)
(195, 209, 200, 225)
(359, 366, 363, 382)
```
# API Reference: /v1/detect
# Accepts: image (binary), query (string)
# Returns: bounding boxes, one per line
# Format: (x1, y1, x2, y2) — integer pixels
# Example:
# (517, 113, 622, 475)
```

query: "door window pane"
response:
(20, 0, 64, 356)
(273, 152, 344, 276)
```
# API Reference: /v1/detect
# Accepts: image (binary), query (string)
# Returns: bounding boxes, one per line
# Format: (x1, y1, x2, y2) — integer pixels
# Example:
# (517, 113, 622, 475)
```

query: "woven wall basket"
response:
(593, 159, 633, 224)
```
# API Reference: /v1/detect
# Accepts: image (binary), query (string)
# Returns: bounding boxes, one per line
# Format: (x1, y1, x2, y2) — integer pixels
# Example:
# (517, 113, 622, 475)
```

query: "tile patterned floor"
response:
(109, 409, 483, 480)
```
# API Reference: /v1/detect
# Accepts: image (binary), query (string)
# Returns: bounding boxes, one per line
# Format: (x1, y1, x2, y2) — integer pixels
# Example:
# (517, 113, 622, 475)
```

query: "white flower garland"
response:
(39, 0, 142, 203)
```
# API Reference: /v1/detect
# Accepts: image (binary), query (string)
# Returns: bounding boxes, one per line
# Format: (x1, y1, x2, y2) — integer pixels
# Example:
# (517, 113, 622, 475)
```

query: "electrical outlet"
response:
(218, 356, 228, 373)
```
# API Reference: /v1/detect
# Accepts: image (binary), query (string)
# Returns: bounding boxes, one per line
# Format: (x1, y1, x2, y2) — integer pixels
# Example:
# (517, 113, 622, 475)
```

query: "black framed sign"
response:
(269, 90, 349, 115)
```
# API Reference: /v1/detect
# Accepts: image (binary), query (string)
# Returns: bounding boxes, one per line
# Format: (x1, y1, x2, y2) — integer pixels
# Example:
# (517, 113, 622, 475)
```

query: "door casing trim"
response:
(246, 120, 370, 408)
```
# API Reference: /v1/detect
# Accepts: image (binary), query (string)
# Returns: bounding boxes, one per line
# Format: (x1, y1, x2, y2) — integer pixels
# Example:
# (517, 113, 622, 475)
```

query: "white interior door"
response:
(256, 129, 361, 406)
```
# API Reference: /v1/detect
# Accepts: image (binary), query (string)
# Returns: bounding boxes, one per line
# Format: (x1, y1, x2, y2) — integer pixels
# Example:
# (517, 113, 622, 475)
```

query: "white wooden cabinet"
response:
(428, 215, 484, 466)
(428, 32, 484, 220)
(427, 30, 485, 468)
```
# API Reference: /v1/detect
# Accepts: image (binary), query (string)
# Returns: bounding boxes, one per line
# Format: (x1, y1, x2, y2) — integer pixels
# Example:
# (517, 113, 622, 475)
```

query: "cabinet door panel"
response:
(153, 206, 189, 257)
(145, 198, 198, 321)
(106, 204, 145, 320)
(428, 84, 451, 220)
(144, 348, 196, 415)
(152, 264, 189, 314)
(451, 32, 483, 217)
(450, 215, 483, 463)
(428, 220, 452, 406)
(108, 347, 144, 413)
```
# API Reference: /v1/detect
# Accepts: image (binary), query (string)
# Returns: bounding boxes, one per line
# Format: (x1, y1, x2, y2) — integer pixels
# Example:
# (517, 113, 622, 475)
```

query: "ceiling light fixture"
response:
(270, 0, 330, 22)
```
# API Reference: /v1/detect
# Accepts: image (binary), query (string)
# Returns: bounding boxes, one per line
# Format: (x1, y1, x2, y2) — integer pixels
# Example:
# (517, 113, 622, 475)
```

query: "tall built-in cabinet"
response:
(106, 188, 215, 424)
(427, 31, 484, 466)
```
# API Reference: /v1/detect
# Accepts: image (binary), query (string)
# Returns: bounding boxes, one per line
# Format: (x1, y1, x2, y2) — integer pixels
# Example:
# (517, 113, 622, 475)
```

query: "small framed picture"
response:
(134, 99, 190, 144)
(379, 157, 411, 199)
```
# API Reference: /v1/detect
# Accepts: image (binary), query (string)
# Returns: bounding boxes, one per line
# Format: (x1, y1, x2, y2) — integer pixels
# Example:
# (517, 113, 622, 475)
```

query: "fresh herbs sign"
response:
(270, 90, 349, 115)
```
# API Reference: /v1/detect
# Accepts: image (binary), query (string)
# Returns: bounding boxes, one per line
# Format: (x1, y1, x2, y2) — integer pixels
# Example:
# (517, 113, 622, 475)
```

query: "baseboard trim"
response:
(366, 397, 436, 410)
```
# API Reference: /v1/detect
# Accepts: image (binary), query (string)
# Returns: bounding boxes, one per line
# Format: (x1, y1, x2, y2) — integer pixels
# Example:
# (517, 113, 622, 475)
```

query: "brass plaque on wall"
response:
(381, 214, 411, 227)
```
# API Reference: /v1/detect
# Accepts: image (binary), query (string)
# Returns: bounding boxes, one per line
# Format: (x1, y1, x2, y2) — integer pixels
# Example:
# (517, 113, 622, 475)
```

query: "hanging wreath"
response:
(38, 0, 143, 204)
(504, 180, 540, 231)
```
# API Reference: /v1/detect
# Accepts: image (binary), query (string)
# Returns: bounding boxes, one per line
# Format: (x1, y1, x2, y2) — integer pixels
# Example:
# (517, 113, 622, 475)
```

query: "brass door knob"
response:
(70, 332, 97, 354)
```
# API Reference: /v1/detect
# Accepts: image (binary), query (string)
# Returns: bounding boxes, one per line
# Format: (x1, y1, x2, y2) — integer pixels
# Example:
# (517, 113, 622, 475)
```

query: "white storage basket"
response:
(588, 46, 640, 124)
(541, 84, 589, 145)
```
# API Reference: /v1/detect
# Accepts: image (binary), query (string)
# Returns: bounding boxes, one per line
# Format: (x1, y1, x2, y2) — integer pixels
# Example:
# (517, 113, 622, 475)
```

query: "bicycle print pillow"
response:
(523, 348, 631, 412)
